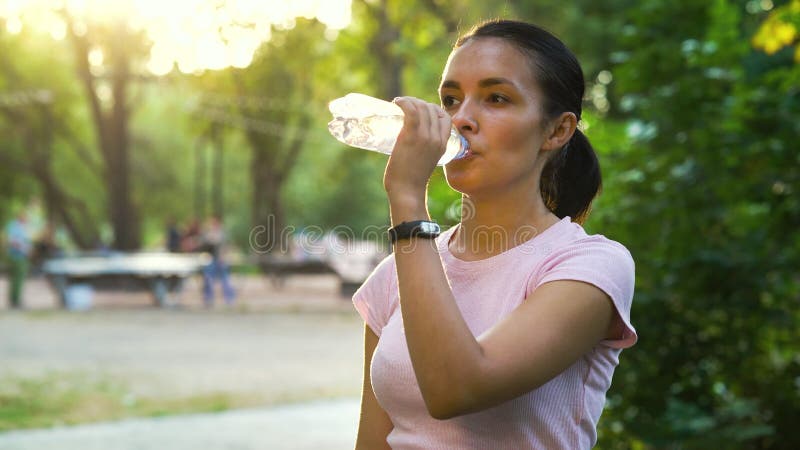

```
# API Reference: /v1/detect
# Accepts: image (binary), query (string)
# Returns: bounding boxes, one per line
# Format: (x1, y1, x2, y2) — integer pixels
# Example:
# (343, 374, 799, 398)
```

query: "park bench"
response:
(258, 253, 336, 288)
(257, 234, 387, 297)
(42, 252, 210, 308)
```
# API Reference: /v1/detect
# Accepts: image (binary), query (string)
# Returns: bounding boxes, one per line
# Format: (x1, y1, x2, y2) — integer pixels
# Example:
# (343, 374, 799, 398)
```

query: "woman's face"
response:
(440, 37, 551, 198)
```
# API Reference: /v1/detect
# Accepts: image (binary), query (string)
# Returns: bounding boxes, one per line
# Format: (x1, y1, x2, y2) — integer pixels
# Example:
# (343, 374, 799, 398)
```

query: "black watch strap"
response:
(388, 220, 441, 243)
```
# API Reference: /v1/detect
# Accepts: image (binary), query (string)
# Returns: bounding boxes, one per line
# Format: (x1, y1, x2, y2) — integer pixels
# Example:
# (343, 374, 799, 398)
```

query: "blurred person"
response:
(31, 222, 62, 274)
(353, 20, 636, 449)
(165, 218, 181, 253)
(4, 211, 33, 309)
(180, 219, 202, 253)
(201, 215, 235, 306)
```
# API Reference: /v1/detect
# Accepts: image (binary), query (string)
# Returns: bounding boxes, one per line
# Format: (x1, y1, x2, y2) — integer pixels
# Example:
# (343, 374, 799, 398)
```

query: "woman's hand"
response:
(383, 97, 452, 206)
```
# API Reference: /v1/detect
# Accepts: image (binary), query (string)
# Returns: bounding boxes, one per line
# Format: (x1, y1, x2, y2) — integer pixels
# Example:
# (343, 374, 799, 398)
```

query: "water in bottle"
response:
(327, 93, 469, 166)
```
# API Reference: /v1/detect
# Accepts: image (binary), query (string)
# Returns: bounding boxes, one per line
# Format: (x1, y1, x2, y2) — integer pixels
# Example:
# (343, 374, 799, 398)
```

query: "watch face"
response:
(420, 222, 440, 234)
(389, 220, 441, 243)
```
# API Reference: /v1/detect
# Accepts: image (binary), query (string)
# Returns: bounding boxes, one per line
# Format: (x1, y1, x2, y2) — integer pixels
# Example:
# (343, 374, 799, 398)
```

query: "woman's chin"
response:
(443, 171, 478, 195)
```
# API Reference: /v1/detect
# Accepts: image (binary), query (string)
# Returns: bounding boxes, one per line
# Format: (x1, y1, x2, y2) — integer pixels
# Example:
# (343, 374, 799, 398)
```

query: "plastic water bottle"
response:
(327, 93, 469, 166)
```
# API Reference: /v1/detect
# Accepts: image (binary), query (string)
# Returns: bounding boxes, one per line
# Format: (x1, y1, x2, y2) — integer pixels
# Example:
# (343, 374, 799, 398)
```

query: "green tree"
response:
(582, 1, 799, 448)
(189, 19, 334, 252)
(753, 0, 800, 59)
(61, 14, 151, 250)
(0, 26, 101, 248)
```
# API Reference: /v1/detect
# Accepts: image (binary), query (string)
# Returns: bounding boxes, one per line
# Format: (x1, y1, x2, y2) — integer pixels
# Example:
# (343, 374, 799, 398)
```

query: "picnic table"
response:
(259, 254, 336, 288)
(257, 235, 387, 297)
(42, 252, 210, 308)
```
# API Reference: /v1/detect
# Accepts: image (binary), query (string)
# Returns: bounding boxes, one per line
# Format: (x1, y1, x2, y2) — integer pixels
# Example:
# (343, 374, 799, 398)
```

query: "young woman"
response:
(353, 19, 636, 449)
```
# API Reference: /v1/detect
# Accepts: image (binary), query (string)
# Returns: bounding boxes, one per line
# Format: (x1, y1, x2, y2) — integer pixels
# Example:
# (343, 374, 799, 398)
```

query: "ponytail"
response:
(540, 129, 601, 225)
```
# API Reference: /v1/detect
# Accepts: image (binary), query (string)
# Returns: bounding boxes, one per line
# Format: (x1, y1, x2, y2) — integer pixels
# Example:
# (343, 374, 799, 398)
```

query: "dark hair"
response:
(455, 19, 601, 224)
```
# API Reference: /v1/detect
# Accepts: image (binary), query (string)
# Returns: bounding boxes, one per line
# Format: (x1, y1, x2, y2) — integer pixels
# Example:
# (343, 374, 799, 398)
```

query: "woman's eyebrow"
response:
(439, 77, 515, 91)
(478, 77, 514, 88)
(440, 80, 459, 90)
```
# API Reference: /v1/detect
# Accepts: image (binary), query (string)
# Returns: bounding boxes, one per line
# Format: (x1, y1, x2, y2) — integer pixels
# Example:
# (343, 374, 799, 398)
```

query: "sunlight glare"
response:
(147, 42, 174, 76)
(48, 15, 66, 40)
(0, 0, 353, 75)
(318, 0, 351, 30)
(294, 0, 319, 20)
(71, 19, 86, 36)
(5, 15, 22, 34)
(88, 46, 103, 67)
(198, 35, 228, 71)
(96, 82, 111, 103)
(230, 45, 255, 69)
(176, 52, 199, 75)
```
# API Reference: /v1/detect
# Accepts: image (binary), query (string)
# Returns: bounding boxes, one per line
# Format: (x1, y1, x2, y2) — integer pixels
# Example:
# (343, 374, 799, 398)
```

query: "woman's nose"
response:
(450, 102, 478, 134)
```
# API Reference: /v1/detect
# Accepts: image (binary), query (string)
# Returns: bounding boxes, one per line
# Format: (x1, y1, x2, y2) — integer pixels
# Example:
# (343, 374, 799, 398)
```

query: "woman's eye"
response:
(441, 96, 461, 108)
(488, 93, 509, 103)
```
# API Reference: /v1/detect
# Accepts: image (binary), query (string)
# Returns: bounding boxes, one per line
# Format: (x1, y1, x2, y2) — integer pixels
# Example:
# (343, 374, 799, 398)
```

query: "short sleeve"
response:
(352, 254, 398, 337)
(530, 236, 637, 349)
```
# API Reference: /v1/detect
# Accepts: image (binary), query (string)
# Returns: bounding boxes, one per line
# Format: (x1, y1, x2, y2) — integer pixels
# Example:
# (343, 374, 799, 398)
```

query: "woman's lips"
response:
(461, 139, 477, 158)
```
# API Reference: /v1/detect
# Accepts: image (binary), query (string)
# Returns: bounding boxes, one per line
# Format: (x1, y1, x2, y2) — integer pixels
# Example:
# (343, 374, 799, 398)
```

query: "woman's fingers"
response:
(393, 97, 420, 132)
(433, 104, 452, 148)
(423, 102, 441, 146)
(383, 97, 443, 196)
(394, 97, 450, 148)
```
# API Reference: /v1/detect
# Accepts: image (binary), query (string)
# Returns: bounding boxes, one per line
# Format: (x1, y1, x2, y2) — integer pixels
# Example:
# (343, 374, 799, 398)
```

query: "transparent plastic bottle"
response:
(327, 93, 469, 166)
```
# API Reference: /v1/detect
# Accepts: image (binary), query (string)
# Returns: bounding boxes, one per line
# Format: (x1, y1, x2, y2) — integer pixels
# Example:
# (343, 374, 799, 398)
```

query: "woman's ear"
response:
(542, 112, 577, 151)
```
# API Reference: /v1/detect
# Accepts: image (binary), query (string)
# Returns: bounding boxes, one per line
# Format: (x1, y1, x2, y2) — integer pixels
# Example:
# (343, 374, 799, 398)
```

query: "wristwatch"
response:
(388, 220, 441, 243)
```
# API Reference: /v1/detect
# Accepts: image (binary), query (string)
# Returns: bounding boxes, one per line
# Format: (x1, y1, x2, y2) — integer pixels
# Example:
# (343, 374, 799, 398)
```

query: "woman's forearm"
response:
(390, 198, 485, 419)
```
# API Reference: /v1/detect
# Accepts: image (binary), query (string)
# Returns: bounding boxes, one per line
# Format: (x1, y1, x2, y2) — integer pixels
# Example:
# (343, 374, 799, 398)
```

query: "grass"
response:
(0, 371, 283, 432)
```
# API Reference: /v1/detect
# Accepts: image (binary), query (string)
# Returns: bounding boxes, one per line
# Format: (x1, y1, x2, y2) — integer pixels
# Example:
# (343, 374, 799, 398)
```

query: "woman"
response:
(353, 19, 636, 449)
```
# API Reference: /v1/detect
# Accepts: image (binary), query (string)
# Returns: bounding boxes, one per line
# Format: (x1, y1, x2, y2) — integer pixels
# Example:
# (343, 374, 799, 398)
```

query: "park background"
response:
(0, 0, 798, 448)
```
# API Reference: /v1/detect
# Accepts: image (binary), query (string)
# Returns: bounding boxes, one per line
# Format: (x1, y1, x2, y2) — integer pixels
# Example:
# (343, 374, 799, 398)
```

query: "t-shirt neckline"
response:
(437, 216, 572, 270)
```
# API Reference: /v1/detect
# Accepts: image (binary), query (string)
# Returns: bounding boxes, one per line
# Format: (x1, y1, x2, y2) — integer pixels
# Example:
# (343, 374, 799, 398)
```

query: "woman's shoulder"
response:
(532, 221, 635, 292)
(553, 220, 634, 261)
(352, 252, 399, 336)
(362, 252, 398, 285)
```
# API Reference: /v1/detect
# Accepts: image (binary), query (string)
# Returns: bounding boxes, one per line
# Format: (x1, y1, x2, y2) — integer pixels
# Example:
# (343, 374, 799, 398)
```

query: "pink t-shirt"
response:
(353, 216, 637, 449)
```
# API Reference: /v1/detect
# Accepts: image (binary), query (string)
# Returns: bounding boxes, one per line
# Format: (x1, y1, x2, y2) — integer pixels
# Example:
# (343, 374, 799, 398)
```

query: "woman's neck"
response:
(448, 194, 560, 261)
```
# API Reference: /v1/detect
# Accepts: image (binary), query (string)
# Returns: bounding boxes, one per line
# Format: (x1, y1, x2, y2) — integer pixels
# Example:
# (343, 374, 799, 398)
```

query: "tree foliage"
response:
(0, 27, 102, 248)
(61, 15, 154, 250)
(577, 1, 800, 448)
(753, 0, 800, 59)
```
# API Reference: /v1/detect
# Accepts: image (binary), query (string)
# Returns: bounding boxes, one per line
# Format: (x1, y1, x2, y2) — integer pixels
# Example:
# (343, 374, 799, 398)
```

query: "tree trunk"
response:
(211, 126, 224, 219)
(106, 32, 139, 250)
(364, 0, 404, 99)
(194, 137, 207, 221)
(250, 145, 287, 254)
(69, 20, 141, 250)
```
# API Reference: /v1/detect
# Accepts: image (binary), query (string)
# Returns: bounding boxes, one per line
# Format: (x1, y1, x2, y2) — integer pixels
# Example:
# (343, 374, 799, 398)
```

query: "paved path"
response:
(0, 275, 362, 399)
(0, 397, 360, 450)
(0, 274, 366, 449)
(0, 308, 363, 399)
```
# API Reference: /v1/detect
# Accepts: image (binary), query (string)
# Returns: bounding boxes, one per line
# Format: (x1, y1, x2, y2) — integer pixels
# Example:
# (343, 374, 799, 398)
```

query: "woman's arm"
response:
(393, 229, 616, 420)
(355, 324, 393, 450)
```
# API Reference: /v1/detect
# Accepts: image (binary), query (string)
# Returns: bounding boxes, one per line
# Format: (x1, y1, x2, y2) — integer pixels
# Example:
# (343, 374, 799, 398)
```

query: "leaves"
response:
(752, 0, 800, 60)
(581, 1, 800, 448)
